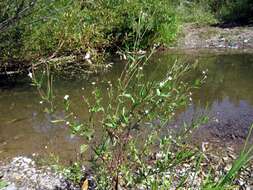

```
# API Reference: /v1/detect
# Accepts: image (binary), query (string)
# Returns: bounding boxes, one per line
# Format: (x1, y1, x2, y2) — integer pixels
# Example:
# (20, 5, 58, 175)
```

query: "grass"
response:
(215, 125, 253, 188)
(0, 179, 8, 189)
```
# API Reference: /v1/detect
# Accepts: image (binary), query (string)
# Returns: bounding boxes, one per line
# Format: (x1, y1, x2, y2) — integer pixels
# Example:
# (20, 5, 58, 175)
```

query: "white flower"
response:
(201, 142, 208, 152)
(105, 63, 113, 68)
(91, 82, 96, 85)
(139, 66, 143, 70)
(64, 95, 69, 100)
(28, 72, 33, 79)
(84, 52, 91, 60)
(159, 81, 165, 88)
(39, 101, 43, 104)
(168, 76, 173, 81)
(144, 110, 149, 114)
(87, 59, 92, 64)
(156, 152, 163, 159)
(137, 50, 146, 55)
(66, 121, 70, 125)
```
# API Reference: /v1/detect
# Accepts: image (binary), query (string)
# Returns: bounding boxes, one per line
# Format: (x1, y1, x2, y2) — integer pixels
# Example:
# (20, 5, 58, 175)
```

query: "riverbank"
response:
(1, 145, 253, 190)
(175, 24, 253, 50)
(1, 24, 253, 77)
(0, 157, 79, 190)
(1, 50, 253, 189)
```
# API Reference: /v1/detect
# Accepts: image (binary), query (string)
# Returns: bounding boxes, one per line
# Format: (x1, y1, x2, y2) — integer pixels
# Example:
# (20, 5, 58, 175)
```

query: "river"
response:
(1, 50, 253, 161)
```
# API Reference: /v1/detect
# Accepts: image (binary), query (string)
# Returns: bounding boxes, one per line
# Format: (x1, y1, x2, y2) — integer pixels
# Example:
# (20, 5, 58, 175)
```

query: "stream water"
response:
(1, 50, 253, 161)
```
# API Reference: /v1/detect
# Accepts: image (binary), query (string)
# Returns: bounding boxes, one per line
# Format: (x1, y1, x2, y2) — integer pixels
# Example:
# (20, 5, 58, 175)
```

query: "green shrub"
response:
(1, 0, 179, 62)
(216, 0, 253, 24)
(190, 0, 253, 25)
(44, 47, 207, 188)
(176, 0, 217, 26)
(0, 0, 35, 60)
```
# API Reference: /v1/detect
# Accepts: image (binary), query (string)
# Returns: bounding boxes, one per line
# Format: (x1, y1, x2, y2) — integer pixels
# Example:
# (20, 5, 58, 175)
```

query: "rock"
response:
(4, 184, 17, 190)
(176, 24, 253, 50)
(0, 156, 79, 190)
(224, 164, 232, 171)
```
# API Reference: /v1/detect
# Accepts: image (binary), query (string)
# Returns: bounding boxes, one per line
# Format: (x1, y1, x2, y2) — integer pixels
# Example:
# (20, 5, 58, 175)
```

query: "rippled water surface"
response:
(1, 50, 253, 160)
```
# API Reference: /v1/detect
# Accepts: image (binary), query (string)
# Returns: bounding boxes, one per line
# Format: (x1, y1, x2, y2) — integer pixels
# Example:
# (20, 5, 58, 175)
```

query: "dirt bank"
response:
(175, 24, 253, 50)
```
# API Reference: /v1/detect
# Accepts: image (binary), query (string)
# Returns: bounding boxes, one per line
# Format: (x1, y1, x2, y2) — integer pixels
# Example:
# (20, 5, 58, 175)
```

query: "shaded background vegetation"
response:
(0, 0, 252, 64)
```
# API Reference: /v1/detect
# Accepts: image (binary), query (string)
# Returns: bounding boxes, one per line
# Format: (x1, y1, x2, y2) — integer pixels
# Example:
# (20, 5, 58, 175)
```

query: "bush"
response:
(190, 0, 253, 25)
(0, 0, 179, 62)
(43, 47, 208, 189)
(0, 0, 35, 60)
(176, 0, 217, 26)
(215, 0, 253, 24)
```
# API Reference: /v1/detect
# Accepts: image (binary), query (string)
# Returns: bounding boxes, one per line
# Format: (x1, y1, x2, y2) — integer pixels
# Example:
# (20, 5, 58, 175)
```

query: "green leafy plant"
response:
(0, 179, 8, 189)
(1, 0, 178, 66)
(30, 62, 55, 113)
(57, 40, 207, 189)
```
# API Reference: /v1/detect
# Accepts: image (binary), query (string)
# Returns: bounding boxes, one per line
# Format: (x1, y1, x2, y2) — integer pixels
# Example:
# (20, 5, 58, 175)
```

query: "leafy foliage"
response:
(0, 179, 8, 189)
(0, 0, 178, 62)
(55, 42, 208, 189)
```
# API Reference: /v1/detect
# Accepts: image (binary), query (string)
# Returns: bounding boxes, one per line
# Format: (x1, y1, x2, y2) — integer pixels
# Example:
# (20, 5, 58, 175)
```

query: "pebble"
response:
(0, 157, 79, 190)
(4, 184, 17, 190)
(1, 152, 253, 190)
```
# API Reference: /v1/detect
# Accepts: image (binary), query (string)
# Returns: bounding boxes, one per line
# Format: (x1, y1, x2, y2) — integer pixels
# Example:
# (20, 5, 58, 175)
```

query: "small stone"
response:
(225, 164, 232, 171)
(4, 184, 18, 190)
(222, 156, 229, 162)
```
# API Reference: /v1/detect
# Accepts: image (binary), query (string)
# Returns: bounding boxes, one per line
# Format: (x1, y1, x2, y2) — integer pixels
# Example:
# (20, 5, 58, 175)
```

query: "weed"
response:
(0, 179, 8, 189)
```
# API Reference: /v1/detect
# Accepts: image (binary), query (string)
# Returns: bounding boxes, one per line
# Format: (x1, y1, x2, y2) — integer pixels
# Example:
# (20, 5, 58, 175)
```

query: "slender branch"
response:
(0, 0, 37, 32)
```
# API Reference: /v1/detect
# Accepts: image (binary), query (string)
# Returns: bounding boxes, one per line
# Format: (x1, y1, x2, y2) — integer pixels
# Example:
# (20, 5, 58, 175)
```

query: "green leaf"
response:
(51, 119, 65, 123)
(121, 107, 129, 123)
(195, 79, 200, 86)
(81, 128, 94, 140)
(73, 124, 82, 132)
(80, 144, 88, 154)
(121, 93, 135, 104)
(156, 89, 161, 96)
(0, 179, 8, 189)
(104, 122, 116, 129)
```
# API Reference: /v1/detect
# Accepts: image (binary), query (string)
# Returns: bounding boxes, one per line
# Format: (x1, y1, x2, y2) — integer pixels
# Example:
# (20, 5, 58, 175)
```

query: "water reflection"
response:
(0, 51, 253, 160)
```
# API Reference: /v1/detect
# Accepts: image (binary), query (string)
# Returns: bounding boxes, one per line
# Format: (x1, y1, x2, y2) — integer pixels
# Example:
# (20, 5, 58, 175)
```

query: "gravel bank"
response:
(175, 24, 253, 50)
(0, 157, 79, 190)
(1, 150, 253, 190)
